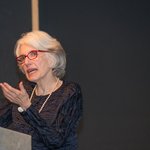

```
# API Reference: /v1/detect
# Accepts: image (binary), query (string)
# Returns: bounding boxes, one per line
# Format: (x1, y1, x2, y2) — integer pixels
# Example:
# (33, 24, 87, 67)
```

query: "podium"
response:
(0, 127, 31, 150)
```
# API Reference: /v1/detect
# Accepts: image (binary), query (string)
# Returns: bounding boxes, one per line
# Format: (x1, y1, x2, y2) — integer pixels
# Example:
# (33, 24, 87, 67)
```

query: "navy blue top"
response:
(0, 81, 83, 150)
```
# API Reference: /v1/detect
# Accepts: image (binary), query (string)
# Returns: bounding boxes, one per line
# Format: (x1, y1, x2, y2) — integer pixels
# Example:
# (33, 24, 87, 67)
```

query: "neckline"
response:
(29, 79, 63, 113)
(34, 80, 64, 97)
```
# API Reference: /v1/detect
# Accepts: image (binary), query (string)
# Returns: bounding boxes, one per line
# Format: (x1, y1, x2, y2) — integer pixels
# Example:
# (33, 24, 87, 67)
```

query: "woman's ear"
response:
(51, 57, 57, 69)
(47, 54, 56, 69)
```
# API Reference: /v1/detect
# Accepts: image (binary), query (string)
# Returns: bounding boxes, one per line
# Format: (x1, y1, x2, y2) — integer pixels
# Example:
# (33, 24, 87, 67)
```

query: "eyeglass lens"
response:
(17, 50, 38, 64)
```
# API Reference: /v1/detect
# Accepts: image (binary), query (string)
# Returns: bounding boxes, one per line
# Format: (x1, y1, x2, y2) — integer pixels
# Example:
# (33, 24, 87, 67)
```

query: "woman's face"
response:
(17, 44, 54, 83)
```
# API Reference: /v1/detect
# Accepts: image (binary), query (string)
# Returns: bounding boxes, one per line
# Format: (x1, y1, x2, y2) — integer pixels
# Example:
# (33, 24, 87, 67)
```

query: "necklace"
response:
(30, 78, 60, 113)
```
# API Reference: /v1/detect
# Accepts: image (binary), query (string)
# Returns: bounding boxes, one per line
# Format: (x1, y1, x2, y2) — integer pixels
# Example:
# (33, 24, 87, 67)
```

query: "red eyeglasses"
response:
(16, 50, 49, 64)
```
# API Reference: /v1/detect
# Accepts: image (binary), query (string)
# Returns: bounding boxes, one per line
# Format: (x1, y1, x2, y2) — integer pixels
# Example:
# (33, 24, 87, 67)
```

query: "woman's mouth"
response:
(26, 68, 38, 74)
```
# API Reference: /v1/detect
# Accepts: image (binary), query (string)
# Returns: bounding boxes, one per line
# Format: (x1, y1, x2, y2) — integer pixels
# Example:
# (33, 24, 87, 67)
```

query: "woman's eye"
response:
(30, 51, 37, 56)
(29, 51, 37, 58)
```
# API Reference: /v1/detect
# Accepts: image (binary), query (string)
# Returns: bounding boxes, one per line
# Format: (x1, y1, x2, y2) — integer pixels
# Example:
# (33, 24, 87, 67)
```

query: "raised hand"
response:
(0, 81, 31, 110)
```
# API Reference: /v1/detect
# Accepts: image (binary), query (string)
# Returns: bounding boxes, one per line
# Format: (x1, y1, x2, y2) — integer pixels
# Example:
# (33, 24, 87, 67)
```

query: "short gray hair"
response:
(14, 31, 66, 79)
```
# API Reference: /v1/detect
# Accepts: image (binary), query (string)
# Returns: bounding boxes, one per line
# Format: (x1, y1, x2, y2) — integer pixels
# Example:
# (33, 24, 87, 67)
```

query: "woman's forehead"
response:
(17, 44, 36, 56)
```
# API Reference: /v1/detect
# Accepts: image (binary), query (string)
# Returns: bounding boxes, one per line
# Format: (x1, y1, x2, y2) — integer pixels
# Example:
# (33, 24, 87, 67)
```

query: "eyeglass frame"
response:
(16, 50, 50, 65)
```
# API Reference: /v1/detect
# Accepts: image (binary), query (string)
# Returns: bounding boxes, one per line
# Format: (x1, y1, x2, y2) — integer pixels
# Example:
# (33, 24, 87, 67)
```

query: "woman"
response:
(0, 31, 83, 150)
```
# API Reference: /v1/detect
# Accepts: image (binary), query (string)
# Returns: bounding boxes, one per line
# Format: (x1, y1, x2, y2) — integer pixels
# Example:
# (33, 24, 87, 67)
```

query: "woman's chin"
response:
(26, 75, 38, 83)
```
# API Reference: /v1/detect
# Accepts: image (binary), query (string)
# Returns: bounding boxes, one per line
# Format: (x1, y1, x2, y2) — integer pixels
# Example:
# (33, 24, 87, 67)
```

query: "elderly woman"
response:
(0, 31, 83, 150)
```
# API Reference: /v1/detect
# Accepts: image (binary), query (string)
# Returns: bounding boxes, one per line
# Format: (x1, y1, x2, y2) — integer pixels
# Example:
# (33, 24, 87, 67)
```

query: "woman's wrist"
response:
(19, 102, 31, 111)
(18, 106, 25, 112)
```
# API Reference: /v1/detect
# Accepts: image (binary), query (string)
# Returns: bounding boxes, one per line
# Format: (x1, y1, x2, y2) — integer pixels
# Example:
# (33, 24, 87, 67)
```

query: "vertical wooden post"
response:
(31, 0, 39, 31)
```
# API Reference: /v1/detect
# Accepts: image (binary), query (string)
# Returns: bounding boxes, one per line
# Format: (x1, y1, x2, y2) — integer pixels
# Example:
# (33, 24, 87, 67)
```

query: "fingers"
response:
(18, 81, 27, 94)
(0, 82, 26, 95)
(0, 82, 20, 94)
(0, 83, 12, 101)
(0, 82, 30, 107)
(0, 82, 20, 101)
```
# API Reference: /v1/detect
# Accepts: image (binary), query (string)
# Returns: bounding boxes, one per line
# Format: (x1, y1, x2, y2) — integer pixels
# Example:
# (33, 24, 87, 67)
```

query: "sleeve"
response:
(21, 84, 83, 149)
(0, 98, 13, 127)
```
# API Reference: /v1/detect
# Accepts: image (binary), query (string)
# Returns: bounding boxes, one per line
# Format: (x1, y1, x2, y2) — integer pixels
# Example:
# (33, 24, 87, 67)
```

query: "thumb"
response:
(19, 81, 26, 93)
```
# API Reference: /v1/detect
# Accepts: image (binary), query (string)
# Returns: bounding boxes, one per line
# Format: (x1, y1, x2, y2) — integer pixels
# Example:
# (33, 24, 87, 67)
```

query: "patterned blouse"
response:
(0, 80, 83, 150)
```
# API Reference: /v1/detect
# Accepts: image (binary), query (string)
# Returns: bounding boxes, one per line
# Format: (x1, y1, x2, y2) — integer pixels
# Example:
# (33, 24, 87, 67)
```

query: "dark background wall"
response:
(0, 0, 150, 150)
(0, 0, 31, 87)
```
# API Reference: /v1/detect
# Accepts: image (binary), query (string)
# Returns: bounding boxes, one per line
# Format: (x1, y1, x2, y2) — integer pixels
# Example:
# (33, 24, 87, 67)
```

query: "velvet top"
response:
(0, 80, 83, 150)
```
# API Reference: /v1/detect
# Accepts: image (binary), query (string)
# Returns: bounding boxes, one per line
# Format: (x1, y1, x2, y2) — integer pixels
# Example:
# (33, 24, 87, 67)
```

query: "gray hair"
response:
(14, 30, 66, 79)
